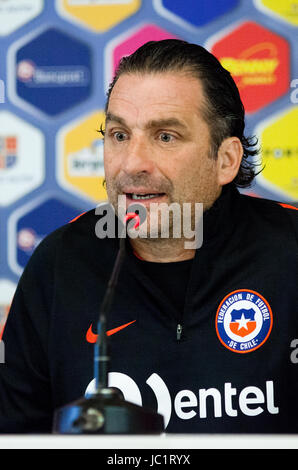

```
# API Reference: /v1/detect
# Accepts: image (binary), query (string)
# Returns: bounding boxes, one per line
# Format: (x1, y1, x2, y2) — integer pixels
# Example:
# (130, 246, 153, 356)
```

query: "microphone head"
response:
(124, 203, 147, 232)
(124, 212, 140, 229)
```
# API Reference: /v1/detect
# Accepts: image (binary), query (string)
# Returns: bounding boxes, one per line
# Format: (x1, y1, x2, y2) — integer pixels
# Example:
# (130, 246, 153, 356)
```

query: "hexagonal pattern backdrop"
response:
(0, 0, 297, 333)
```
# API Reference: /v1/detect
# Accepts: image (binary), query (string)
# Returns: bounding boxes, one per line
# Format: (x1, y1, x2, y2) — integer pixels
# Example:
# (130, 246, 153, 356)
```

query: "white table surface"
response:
(0, 433, 297, 449)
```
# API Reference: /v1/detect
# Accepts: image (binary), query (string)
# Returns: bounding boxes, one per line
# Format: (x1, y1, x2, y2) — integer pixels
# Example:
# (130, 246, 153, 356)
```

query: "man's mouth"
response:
(126, 192, 165, 200)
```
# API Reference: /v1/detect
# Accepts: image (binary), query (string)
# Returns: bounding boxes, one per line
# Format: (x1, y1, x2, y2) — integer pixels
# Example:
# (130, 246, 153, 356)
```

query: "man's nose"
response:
(121, 136, 155, 175)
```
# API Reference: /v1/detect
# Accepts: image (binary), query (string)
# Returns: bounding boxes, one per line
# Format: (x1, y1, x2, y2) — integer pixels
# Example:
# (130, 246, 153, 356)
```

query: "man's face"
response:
(103, 71, 221, 236)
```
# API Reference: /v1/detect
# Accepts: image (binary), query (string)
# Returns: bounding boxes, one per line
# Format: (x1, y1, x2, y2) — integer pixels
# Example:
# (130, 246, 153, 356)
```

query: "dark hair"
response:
(105, 39, 261, 188)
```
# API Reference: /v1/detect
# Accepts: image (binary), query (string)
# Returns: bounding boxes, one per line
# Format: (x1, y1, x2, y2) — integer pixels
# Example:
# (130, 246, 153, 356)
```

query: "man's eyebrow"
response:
(105, 112, 127, 126)
(145, 118, 187, 130)
(105, 113, 187, 130)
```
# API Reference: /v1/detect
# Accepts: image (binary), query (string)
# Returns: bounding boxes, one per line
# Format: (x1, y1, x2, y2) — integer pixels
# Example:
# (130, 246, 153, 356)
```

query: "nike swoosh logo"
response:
(86, 320, 136, 343)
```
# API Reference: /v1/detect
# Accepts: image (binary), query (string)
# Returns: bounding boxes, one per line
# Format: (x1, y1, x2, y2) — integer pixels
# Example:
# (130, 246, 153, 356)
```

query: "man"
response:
(0, 39, 297, 433)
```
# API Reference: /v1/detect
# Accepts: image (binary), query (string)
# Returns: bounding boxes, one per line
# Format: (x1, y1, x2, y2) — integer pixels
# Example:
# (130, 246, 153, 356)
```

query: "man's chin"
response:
(127, 221, 177, 241)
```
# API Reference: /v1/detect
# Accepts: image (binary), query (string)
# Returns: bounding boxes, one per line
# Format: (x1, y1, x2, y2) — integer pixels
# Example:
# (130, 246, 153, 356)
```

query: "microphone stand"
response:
(53, 213, 164, 434)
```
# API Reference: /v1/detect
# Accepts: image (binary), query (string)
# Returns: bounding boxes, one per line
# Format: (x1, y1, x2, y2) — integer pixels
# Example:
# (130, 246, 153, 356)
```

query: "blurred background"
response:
(0, 0, 297, 333)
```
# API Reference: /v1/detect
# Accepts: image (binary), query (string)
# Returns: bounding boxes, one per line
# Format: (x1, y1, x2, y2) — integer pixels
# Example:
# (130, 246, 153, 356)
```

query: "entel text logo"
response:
(85, 372, 279, 428)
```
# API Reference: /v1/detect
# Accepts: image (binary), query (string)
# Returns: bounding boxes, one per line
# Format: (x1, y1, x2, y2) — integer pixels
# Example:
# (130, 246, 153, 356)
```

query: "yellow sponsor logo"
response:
(258, 107, 298, 200)
(59, 0, 141, 32)
(258, 0, 298, 26)
(58, 110, 107, 202)
(220, 42, 279, 88)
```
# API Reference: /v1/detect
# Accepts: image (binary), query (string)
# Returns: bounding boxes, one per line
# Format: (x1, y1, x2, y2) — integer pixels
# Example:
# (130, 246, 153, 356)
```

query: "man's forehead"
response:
(109, 71, 203, 102)
(106, 72, 205, 126)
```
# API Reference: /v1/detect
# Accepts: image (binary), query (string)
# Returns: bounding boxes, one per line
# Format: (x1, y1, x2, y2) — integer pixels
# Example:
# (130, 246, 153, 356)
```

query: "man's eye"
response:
(159, 132, 174, 143)
(114, 131, 127, 142)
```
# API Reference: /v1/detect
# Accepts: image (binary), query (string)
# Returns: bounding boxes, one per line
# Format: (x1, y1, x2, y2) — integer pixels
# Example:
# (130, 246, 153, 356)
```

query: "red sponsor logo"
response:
(210, 21, 289, 113)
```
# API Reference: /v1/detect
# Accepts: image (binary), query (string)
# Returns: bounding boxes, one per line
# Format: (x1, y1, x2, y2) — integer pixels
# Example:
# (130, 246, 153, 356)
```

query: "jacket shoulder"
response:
(240, 193, 298, 243)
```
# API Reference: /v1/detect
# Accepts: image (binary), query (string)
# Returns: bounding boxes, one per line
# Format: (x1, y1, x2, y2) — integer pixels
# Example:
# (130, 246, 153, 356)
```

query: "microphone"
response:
(52, 207, 164, 434)
(93, 210, 140, 392)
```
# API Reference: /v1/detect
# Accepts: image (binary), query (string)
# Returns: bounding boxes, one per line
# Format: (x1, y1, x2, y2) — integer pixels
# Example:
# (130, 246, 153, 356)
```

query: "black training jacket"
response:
(0, 184, 298, 433)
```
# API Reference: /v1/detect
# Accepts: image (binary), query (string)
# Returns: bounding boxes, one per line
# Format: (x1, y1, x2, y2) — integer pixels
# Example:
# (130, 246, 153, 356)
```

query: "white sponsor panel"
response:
(0, 0, 43, 36)
(0, 279, 16, 332)
(0, 111, 45, 206)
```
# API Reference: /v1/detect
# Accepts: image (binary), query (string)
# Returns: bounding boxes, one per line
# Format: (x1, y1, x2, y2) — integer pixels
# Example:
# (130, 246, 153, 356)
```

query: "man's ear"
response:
(216, 137, 243, 186)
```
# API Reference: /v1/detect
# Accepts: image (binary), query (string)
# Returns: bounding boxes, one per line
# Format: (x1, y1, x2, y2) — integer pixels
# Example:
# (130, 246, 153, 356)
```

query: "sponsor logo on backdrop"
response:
(209, 21, 289, 113)
(17, 228, 42, 254)
(0, 111, 44, 206)
(0, 136, 17, 170)
(17, 60, 90, 88)
(8, 197, 82, 274)
(255, 0, 298, 26)
(67, 0, 133, 4)
(0, 279, 16, 340)
(12, 28, 92, 116)
(220, 43, 280, 88)
(68, 140, 104, 177)
(16, 198, 82, 269)
(105, 24, 178, 89)
(0, 0, 43, 36)
(56, 0, 140, 32)
(256, 107, 298, 200)
(154, 0, 239, 28)
(57, 110, 106, 202)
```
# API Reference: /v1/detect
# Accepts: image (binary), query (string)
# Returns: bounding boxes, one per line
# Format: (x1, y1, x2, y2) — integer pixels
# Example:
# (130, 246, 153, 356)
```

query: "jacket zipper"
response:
(176, 323, 183, 341)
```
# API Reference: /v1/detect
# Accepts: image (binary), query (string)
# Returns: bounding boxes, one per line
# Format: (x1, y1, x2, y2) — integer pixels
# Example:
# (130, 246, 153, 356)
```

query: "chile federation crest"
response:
(215, 289, 273, 353)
